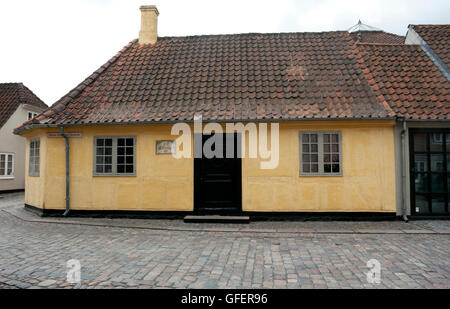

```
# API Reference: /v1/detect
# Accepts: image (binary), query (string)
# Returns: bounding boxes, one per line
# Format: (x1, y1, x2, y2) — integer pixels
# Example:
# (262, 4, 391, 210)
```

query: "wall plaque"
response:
(156, 140, 175, 155)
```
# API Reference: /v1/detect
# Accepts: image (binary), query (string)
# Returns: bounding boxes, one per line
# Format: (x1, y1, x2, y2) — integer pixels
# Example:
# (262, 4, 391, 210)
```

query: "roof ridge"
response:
(157, 30, 349, 39)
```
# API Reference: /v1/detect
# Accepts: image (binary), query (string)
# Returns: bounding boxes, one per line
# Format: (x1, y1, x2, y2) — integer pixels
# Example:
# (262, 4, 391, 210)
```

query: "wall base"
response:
(24, 204, 403, 221)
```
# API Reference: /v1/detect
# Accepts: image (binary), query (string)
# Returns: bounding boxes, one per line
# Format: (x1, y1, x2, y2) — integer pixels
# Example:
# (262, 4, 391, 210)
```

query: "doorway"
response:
(194, 133, 242, 215)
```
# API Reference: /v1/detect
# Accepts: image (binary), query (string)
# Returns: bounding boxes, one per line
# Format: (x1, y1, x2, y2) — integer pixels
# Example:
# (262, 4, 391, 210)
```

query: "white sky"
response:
(0, 0, 449, 105)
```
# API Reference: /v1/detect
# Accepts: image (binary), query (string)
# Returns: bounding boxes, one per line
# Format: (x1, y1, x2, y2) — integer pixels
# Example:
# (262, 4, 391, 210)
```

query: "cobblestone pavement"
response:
(0, 193, 449, 289)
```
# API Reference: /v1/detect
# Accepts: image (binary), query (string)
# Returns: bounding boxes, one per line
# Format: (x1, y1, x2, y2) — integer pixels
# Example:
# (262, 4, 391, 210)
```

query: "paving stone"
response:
(0, 193, 448, 289)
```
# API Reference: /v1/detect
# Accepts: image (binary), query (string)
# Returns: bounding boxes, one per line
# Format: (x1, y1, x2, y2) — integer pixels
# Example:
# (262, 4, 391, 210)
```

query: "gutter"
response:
(13, 117, 400, 135)
(60, 127, 70, 217)
(400, 118, 408, 222)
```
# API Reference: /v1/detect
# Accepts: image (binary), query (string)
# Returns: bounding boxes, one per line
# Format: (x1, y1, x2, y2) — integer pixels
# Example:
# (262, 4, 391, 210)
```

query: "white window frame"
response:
(29, 138, 40, 177)
(0, 153, 14, 179)
(93, 136, 137, 177)
(299, 131, 343, 176)
(27, 112, 38, 120)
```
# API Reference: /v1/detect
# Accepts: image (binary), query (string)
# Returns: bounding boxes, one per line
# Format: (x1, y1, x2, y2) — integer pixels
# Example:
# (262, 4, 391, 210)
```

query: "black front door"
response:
(194, 133, 242, 214)
(410, 129, 450, 215)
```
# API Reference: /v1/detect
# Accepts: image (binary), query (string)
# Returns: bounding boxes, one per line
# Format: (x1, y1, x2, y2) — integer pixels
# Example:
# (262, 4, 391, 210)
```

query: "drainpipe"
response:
(60, 127, 70, 217)
(400, 119, 408, 222)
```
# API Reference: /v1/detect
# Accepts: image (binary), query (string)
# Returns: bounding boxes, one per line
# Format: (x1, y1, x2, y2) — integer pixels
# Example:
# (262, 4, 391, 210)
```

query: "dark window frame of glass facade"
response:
(410, 129, 450, 215)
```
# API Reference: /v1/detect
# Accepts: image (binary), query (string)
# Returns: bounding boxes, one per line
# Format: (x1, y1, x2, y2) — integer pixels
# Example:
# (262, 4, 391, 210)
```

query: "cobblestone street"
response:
(0, 193, 449, 289)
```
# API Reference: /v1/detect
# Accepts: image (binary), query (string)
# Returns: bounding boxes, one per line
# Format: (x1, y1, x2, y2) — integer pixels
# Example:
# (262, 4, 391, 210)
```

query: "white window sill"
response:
(0, 176, 15, 180)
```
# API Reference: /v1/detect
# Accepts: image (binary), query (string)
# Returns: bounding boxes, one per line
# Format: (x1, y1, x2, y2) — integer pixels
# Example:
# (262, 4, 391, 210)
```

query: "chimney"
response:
(139, 5, 159, 44)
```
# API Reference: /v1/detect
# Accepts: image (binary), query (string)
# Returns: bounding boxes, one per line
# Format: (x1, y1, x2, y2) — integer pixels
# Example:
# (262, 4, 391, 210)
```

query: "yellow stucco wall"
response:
(23, 129, 47, 208)
(243, 121, 396, 212)
(24, 124, 193, 211)
(22, 120, 396, 213)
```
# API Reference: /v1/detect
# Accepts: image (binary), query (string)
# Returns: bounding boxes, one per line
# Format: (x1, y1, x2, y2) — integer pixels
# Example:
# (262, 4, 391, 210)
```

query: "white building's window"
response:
(27, 112, 38, 120)
(0, 153, 14, 178)
(299, 131, 343, 176)
(29, 139, 40, 176)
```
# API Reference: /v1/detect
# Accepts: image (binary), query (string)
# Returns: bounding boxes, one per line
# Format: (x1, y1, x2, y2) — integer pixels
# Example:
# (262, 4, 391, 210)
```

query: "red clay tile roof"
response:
(410, 24, 450, 69)
(350, 31, 405, 44)
(16, 31, 396, 133)
(358, 43, 450, 120)
(0, 83, 47, 129)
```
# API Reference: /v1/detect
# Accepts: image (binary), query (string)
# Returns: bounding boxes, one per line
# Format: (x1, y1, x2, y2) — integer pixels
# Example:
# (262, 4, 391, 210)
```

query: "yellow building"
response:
(14, 7, 450, 219)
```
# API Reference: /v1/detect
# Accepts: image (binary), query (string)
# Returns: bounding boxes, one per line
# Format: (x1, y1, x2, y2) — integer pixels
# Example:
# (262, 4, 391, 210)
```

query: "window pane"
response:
(430, 133, 443, 152)
(431, 173, 444, 192)
(96, 165, 103, 173)
(117, 165, 125, 173)
(126, 165, 133, 173)
(415, 195, 429, 214)
(332, 164, 340, 173)
(324, 144, 330, 152)
(126, 156, 133, 164)
(302, 154, 310, 163)
(118, 147, 125, 155)
(446, 133, 450, 152)
(414, 154, 428, 172)
(311, 144, 318, 152)
(303, 144, 309, 152)
(332, 154, 339, 163)
(447, 154, 450, 172)
(0, 154, 5, 174)
(415, 173, 428, 193)
(310, 134, 317, 143)
(413, 133, 427, 152)
(126, 147, 133, 155)
(324, 164, 331, 173)
(126, 138, 134, 146)
(105, 165, 112, 173)
(96, 156, 104, 165)
(303, 164, 310, 173)
(105, 139, 112, 146)
(311, 154, 318, 163)
(118, 139, 125, 146)
(311, 164, 318, 173)
(430, 154, 444, 171)
(303, 134, 309, 143)
(117, 156, 124, 164)
(7, 156, 12, 175)
(96, 139, 104, 147)
(324, 154, 330, 163)
(431, 196, 446, 214)
(332, 144, 339, 152)
(323, 134, 330, 143)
